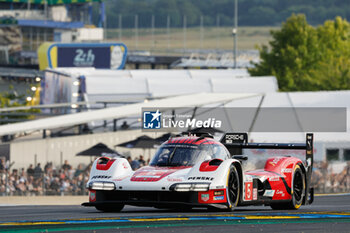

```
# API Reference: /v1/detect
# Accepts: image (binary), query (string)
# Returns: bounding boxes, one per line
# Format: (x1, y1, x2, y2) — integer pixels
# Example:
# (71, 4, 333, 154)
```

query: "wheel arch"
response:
(231, 161, 243, 202)
(295, 162, 307, 205)
(292, 161, 306, 191)
(296, 162, 306, 176)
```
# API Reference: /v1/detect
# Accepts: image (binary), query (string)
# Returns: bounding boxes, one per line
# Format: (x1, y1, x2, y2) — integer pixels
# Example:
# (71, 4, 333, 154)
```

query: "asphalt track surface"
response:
(0, 194, 350, 233)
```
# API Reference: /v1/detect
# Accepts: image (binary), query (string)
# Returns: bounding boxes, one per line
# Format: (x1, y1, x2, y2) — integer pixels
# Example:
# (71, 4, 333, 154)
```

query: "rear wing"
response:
(220, 132, 314, 205)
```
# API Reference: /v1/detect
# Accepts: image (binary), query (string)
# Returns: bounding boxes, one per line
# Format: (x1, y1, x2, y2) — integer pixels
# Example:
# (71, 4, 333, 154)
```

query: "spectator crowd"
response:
(0, 156, 149, 196)
(312, 161, 350, 193)
(0, 156, 349, 196)
(0, 159, 91, 196)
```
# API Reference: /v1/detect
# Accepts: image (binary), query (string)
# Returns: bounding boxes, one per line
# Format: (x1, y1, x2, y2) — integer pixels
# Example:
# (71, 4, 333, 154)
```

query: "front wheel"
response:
(95, 204, 124, 212)
(270, 164, 305, 210)
(226, 165, 240, 211)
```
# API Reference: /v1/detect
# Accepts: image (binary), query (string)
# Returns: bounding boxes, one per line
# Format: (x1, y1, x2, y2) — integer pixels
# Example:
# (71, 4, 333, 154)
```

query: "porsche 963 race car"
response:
(82, 133, 314, 212)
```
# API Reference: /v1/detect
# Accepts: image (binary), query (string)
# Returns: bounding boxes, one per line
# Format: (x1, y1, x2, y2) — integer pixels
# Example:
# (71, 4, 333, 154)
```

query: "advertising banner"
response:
(57, 47, 111, 69)
(38, 43, 127, 70)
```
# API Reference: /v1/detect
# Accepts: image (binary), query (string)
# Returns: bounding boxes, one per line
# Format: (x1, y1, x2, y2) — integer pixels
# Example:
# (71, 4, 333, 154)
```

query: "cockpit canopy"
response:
(150, 142, 230, 167)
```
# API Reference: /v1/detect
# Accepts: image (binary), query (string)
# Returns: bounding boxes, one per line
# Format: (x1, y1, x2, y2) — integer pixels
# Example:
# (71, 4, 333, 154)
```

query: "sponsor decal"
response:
(224, 133, 247, 144)
(131, 169, 178, 182)
(245, 181, 253, 201)
(276, 190, 285, 197)
(263, 190, 275, 197)
(268, 176, 280, 182)
(214, 190, 225, 196)
(281, 168, 293, 173)
(253, 188, 258, 200)
(134, 171, 163, 179)
(244, 175, 253, 182)
(188, 176, 214, 181)
(113, 176, 128, 181)
(89, 190, 96, 202)
(201, 194, 210, 202)
(167, 177, 183, 182)
(213, 195, 225, 201)
(269, 158, 284, 167)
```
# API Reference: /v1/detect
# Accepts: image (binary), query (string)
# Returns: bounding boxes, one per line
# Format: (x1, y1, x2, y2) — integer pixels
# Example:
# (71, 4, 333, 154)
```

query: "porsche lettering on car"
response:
(82, 133, 314, 212)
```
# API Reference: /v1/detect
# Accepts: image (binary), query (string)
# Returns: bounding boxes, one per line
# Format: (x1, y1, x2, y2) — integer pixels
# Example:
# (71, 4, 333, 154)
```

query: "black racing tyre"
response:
(95, 204, 124, 212)
(270, 164, 305, 210)
(226, 165, 240, 211)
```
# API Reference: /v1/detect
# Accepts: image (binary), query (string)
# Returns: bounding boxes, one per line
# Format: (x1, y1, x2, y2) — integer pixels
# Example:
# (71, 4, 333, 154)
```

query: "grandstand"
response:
(0, 0, 105, 65)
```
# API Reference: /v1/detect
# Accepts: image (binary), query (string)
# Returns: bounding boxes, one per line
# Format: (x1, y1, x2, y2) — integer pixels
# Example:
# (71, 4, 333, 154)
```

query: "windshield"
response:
(150, 143, 230, 167)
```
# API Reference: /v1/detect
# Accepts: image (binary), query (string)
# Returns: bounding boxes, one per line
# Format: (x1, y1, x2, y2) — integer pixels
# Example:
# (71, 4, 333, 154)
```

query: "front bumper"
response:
(82, 190, 228, 209)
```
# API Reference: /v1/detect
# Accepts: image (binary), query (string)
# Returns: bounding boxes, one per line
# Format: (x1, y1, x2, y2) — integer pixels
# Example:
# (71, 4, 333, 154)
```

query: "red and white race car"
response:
(82, 133, 314, 212)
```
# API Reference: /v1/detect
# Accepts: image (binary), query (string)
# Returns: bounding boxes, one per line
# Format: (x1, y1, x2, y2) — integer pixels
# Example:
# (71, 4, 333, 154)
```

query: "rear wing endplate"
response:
(220, 133, 314, 205)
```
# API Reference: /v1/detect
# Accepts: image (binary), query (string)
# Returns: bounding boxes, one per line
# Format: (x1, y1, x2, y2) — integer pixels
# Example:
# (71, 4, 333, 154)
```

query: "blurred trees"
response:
(0, 88, 40, 125)
(249, 14, 350, 91)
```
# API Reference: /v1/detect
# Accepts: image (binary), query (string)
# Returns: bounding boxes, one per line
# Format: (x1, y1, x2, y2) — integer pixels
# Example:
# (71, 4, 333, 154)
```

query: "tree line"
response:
(249, 14, 350, 91)
(97, 0, 350, 28)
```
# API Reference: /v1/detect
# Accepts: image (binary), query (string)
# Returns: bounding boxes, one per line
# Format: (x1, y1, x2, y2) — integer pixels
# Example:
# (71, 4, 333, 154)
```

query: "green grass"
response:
(106, 26, 278, 54)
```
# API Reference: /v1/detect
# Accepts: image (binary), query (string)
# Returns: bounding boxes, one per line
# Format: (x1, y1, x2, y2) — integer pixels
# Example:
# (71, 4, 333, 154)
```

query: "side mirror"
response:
(232, 155, 248, 161)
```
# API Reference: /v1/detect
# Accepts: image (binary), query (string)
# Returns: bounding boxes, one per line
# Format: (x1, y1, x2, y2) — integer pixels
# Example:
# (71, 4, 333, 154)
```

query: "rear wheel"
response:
(95, 204, 124, 212)
(226, 165, 240, 211)
(270, 165, 305, 210)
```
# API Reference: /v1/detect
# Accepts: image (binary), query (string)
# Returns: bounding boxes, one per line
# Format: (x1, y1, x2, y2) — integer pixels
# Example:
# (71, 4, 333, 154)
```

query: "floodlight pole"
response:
(167, 15, 170, 50)
(118, 14, 122, 41)
(200, 15, 204, 49)
(44, 0, 48, 19)
(233, 0, 238, 69)
(183, 15, 187, 54)
(151, 14, 155, 49)
(216, 15, 220, 50)
(135, 14, 139, 50)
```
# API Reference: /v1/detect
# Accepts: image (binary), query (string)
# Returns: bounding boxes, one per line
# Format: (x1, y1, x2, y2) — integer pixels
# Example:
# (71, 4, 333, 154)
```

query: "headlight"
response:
(89, 182, 115, 191)
(174, 183, 210, 192)
(174, 184, 192, 192)
(102, 182, 115, 190)
(192, 183, 210, 191)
